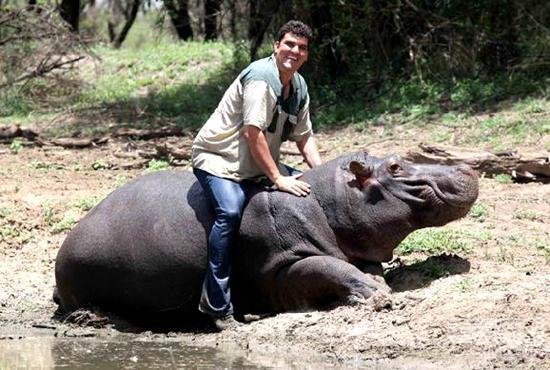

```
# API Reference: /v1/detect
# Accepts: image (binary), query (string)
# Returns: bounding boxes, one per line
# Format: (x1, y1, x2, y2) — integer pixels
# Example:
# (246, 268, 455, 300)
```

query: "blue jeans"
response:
(193, 166, 301, 318)
(193, 168, 255, 318)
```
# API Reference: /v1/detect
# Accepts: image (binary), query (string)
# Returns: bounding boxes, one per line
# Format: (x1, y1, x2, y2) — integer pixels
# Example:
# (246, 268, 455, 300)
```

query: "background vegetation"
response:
(0, 0, 548, 135)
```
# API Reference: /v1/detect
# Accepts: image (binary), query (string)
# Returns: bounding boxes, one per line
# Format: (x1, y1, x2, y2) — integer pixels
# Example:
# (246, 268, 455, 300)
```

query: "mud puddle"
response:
(0, 333, 342, 369)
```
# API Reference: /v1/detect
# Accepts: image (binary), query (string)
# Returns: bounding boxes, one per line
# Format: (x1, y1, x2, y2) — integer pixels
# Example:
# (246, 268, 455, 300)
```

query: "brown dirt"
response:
(1, 126, 549, 368)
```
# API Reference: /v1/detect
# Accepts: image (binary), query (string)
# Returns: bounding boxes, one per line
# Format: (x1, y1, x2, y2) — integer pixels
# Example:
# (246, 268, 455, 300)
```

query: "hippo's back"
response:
(55, 170, 213, 315)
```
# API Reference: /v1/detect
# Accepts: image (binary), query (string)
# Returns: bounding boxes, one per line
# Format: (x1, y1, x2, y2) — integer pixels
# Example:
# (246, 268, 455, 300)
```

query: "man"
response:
(191, 20, 322, 331)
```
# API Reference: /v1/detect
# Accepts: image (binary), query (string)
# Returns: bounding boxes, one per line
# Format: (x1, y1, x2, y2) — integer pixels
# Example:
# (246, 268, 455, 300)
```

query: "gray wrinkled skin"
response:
(54, 152, 478, 317)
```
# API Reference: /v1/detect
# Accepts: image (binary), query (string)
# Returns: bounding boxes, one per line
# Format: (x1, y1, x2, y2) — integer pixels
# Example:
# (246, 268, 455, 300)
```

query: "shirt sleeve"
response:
(289, 94, 313, 142)
(242, 80, 277, 131)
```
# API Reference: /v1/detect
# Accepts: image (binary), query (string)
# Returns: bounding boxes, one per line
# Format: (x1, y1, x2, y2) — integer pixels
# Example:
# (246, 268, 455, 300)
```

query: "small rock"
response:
(371, 292, 392, 312)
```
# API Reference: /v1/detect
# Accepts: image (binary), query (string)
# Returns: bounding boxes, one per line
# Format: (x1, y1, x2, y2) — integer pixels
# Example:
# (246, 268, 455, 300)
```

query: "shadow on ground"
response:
(385, 254, 471, 292)
(53, 307, 217, 334)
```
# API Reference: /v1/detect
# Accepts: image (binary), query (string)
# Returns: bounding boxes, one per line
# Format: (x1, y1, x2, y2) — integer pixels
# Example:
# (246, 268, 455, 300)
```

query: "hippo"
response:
(54, 152, 478, 318)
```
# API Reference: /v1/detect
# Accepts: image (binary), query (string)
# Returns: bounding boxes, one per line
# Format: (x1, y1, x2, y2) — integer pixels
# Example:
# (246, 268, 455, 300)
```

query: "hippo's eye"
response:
(388, 162, 401, 175)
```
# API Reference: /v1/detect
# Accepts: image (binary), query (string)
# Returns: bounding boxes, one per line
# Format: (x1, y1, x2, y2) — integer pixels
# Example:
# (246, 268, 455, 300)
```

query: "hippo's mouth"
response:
(391, 174, 477, 209)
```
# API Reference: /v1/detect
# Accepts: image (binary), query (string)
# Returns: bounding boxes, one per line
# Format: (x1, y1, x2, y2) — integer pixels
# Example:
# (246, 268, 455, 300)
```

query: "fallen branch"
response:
(154, 143, 191, 160)
(111, 160, 150, 170)
(0, 56, 85, 89)
(113, 126, 184, 140)
(50, 136, 109, 148)
(405, 143, 550, 182)
(0, 125, 39, 140)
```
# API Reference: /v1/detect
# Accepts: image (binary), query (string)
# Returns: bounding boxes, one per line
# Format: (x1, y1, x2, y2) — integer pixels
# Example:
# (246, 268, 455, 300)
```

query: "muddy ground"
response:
(0, 125, 548, 368)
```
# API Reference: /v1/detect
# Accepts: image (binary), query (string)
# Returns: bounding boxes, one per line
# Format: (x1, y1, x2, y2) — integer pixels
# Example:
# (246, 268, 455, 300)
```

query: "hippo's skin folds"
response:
(54, 152, 478, 317)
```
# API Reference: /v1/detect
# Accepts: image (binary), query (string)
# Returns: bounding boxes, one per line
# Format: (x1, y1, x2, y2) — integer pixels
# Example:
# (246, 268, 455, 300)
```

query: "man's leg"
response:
(193, 168, 248, 322)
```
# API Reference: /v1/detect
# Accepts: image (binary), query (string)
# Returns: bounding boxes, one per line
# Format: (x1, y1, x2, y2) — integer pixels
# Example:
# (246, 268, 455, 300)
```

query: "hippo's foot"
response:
(61, 308, 110, 328)
(275, 255, 393, 311)
(345, 290, 393, 311)
(344, 272, 392, 305)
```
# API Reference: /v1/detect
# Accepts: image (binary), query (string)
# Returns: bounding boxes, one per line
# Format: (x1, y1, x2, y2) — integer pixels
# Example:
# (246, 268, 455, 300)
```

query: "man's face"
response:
(274, 32, 309, 75)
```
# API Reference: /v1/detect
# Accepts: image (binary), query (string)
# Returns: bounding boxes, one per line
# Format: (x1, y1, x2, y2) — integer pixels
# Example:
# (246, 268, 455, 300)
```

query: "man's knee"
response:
(218, 207, 242, 226)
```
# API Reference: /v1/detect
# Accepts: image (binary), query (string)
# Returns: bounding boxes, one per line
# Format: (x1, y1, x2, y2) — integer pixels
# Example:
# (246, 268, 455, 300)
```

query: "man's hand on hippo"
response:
(274, 174, 311, 197)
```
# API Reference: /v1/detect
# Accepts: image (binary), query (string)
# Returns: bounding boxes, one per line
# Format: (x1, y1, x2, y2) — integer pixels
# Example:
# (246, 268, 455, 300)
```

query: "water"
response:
(0, 334, 335, 369)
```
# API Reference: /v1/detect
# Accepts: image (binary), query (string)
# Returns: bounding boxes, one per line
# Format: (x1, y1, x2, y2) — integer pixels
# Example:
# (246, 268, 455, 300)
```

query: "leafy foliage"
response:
(0, 5, 92, 116)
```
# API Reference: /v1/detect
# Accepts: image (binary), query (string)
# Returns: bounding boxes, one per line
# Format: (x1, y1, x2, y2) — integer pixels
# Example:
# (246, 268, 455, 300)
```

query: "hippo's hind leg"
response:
(273, 256, 391, 311)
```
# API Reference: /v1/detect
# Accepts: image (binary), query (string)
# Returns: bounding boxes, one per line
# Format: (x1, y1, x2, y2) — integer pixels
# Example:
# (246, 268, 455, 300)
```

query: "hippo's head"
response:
(314, 153, 479, 262)
(349, 155, 479, 228)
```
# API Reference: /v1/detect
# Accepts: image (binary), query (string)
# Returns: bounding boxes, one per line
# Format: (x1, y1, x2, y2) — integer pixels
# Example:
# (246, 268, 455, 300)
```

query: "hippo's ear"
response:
(349, 161, 374, 188)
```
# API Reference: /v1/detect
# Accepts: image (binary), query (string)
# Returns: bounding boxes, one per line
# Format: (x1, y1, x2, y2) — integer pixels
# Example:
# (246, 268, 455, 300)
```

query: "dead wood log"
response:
(405, 143, 550, 182)
(112, 126, 184, 140)
(49, 137, 109, 148)
(154, 143, 191, 161)
(111, 160, 150, 170)
(0, 125, 39, 140)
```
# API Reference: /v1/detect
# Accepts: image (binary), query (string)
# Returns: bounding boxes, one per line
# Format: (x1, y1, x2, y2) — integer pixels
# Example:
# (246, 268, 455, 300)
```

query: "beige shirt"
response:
(192, 62, 313, 181)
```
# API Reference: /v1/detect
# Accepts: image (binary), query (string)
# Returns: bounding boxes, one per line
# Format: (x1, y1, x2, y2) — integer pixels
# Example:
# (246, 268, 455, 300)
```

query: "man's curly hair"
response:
(276, 20, 313, 43)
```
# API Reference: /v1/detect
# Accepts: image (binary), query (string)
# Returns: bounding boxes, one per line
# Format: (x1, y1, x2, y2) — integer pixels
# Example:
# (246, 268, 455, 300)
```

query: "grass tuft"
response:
(469, 202, 489, 222)
(493, 174, 513, 184)
(397, 228, 471, 255)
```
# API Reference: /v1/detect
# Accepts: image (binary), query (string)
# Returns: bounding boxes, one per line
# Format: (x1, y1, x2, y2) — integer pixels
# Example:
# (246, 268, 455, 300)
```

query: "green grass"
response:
(28, 161, 65, 171)
(469, 202, 489, 222)
(9, 139, 22, 154)
(0, 224, 20, 239)
(42, 204, 57, 227)
(65, 41, 240, 135)
(91, 160, 111, 170)
(397, 228, 471, 255)
(0, 207, 12, 219)
(51, 217, 76, 234)
(42, 203, 77, 234)
(493, 174, 514, 184)
(1, 40, 243, 137)
(0, 223, 32, 245)
(0, 22, 547, 150)
(72, 196, 102, 212)
(455, 278, 473, 293)
(145, 159, 170, 172)
(513, 210, 545, 222)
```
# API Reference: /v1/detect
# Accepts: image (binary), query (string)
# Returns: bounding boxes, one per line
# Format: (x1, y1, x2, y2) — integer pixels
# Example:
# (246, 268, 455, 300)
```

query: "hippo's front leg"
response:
(272, 256, 391, 311)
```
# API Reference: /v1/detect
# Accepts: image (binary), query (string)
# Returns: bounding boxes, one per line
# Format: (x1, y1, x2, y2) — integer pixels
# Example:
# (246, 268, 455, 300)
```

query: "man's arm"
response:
(243, 125, 311, 197)
(296, 134, 322, 168)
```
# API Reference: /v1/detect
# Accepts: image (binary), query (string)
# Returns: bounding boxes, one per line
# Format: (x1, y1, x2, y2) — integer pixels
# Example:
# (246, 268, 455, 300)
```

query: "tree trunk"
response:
(227, 0, 236, 41)
(59, 0, 80, 32)
(113, 0, 140, 48)
(164, 0, 193, 40)
(309, 0, 345, 77)
(107, 0, 141, 48)
(204, 0, 222, 40)
(248, 0, 282, 61)
(479, 0, 519, 72)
